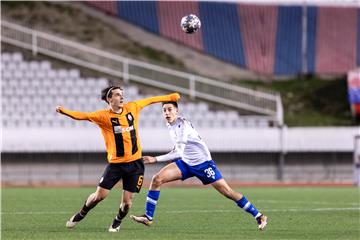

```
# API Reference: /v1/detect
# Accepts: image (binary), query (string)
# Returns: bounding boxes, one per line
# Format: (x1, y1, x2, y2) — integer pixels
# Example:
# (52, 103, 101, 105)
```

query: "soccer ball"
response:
(180, 14, 201, 34)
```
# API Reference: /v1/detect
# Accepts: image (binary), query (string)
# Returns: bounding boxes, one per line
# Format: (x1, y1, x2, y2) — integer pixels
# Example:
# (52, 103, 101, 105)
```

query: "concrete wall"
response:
(2, 127, 359, 152)
(1, 152, 353, 186)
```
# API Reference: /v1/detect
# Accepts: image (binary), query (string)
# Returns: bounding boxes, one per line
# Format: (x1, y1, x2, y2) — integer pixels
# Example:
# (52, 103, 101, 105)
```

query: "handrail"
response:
(1, 20, 283, 125)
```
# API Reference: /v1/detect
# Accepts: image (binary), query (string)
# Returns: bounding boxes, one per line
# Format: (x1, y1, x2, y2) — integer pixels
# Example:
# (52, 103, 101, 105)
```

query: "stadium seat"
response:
(58, 69, 69, 79)
(127, 86, 139, 97)
(7, 62, 17, 71)
(13, 70, 24, 79)
(29, 61, 40, 70)
(69, 69, 80, 78)
(2, 69, 12, 79)
(40, 61, 51, 70)
(35, 69, 46, 79)
(2, 52, 11, 62)
(47, 70, 58, 79)
(12, 52, 23, 62)
(18, 62, 29, 70)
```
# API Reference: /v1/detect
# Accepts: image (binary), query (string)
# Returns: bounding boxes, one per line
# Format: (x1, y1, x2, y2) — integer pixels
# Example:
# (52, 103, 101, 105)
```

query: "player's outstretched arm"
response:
(135, 93, 180, 110)
(150, 142, 186, 163)
(56, 106, 90, 120)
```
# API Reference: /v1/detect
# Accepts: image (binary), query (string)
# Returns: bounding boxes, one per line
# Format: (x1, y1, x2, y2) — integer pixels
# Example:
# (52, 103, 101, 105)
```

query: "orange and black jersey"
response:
(59, 93, 180, 163)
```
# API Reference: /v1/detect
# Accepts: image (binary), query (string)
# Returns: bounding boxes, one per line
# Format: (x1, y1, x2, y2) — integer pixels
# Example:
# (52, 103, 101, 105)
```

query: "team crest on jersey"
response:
(127, 114, 133, 121)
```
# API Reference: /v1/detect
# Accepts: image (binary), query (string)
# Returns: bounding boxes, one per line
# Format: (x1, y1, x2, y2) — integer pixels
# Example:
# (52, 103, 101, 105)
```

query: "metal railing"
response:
(1, 20, 283, 125)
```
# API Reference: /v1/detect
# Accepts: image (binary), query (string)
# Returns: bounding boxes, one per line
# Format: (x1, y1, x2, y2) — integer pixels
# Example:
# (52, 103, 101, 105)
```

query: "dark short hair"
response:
(162, 101, 178, 108)
(101, 86, 122, 103)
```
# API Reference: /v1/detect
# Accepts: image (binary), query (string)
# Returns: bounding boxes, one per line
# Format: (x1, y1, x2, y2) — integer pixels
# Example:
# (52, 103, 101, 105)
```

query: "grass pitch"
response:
(2, 187, 359, 240)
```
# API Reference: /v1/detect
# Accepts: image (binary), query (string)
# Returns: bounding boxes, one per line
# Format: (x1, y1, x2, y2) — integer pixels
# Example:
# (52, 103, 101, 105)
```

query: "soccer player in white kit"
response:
(130, 102, 268, 230)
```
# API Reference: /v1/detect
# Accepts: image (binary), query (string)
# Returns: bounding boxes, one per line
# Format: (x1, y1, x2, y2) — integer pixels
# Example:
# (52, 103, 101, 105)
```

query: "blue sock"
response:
(236, 196, 261, 219)
(145, 190, 160, 220)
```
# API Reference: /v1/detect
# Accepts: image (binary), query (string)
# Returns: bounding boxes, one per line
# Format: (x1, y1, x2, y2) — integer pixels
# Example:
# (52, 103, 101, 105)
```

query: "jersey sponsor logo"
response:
(113, 125, 135, 134)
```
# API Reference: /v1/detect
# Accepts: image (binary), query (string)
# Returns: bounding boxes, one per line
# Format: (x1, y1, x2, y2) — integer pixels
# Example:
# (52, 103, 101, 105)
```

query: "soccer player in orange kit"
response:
(56, 86, 180, 232)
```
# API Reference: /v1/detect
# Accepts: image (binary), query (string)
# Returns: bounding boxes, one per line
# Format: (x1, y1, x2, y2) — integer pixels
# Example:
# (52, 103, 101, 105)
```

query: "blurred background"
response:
(1, 0, 360, 186)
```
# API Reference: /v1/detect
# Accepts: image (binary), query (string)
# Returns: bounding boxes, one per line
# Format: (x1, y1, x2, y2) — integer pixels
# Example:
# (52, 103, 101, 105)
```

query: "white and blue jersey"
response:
(156, 117, 222, 184)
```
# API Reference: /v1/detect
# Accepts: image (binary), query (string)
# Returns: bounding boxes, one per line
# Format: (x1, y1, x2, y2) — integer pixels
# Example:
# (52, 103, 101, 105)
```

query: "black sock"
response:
(111, 207, 129, 228)
(116, 207, 129, 221)
(73, 212, 85, 222)
(73, 201, 98, 222)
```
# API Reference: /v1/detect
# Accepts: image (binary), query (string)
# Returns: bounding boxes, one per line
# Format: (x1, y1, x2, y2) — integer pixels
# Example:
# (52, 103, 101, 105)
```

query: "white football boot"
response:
(108, 224, 121, 232)
(130, 214, 153, 226)
(256, 214, 268, 230)
(108, 217, 122, 232)
(66, 214, 79, 229)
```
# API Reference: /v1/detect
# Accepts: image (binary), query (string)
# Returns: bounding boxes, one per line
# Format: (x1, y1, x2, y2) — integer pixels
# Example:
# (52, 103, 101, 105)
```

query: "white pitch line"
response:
(257, 200, 360, 206)
(1, 207, 359, 215)
(265, 207, 360, 212)
(0, 211, 72, 215)
(165, 207, 360, 214)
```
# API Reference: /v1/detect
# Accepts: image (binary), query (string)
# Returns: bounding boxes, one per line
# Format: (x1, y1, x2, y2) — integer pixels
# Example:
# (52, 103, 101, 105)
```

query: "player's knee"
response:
(93, 192, 107, 202)
(122, 201, 132, 211)
(151, 174, 163, 187)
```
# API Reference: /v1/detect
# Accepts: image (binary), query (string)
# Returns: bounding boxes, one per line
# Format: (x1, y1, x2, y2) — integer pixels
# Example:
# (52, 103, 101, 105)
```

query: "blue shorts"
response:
(174, 159, 223, 185)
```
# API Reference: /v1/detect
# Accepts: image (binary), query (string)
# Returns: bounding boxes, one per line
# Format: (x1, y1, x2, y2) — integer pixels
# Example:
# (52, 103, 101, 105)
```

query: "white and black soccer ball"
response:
(180, 14, 201, 34)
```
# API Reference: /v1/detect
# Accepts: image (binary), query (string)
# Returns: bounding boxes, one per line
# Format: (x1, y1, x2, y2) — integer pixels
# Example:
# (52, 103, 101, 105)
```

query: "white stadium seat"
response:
(40, 61, 51, 70)
(26, 70, 36, 78)
(47, 70, 58, 79)
(29, 61, 40, 70)
(2, 70, 12, 79)
(35, 69, 46, 79)
(127, 86, 138, 96)
(58, 69, 69, 79)
(12, 52, 23, 62)
(2, 52, 11, 62)
(69, 69, 80, 78)
(7, 62, 17, 70)
(19, 62, 29, 70)
(13, 70, 24, 79)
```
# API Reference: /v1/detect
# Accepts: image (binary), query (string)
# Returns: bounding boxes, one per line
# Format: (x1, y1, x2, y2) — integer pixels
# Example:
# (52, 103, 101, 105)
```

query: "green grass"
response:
(2, 187, 360, 240)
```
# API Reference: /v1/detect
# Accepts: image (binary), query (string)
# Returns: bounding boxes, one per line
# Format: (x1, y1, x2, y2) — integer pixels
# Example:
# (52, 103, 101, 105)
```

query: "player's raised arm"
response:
(134, 93, 180, 110)
(56, 106, 102, 123)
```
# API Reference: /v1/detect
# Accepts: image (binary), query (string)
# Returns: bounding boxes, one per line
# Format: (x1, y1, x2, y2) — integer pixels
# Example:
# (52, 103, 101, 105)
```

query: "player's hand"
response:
(142, 156, 157, 164)
(170, 93, 180, 101)
(56, 106, 64, 113)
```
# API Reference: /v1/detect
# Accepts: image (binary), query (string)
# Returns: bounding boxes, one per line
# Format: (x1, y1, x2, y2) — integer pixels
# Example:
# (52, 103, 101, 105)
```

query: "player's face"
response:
(162, 103, 178, 124)
(108, 89, 124, 108)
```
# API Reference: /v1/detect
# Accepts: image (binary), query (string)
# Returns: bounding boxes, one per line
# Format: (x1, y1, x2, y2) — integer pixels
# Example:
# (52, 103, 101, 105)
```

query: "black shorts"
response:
(98, 159, 144, 193)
